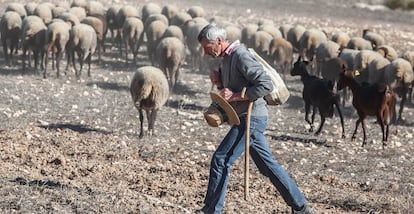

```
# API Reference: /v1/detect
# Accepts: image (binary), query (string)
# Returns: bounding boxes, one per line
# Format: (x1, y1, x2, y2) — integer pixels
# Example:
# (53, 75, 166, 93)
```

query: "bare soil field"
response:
(1, 0, 414, 213)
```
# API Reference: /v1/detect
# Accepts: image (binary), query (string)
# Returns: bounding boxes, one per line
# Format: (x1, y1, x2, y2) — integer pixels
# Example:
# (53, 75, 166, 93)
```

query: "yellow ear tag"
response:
(354, 70, 360, 76)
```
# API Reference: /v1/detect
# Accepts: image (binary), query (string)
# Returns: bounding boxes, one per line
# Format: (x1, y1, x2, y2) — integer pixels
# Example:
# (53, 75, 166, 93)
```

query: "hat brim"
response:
(210, 92, 240, 126)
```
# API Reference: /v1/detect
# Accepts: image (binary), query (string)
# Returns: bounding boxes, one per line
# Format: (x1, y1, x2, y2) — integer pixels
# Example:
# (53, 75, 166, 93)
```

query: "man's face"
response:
(200, 38, 221, 58)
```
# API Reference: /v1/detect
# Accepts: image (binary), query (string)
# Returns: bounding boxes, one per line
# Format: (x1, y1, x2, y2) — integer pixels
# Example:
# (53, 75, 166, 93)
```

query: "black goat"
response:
(291, 56, 346, 138)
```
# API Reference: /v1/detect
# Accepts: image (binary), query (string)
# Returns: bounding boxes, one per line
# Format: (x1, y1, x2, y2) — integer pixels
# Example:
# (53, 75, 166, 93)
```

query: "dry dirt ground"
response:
(1, 0, 414, 213)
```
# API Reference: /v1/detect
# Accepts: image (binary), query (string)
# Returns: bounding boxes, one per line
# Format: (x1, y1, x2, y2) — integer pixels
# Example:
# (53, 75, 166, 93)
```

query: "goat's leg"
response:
(315, 115, 325, 135)
(310, 106, 317, 132)
(335, 103, 346, 138)
(304, 103, 313, 132)
(361, 118, 367, 147)
(139, 109, 144, 139)
(352, 118, 361, 142)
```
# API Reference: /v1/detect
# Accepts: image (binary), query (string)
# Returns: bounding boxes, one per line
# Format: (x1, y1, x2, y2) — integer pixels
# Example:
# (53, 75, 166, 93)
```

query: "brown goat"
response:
(337, 70, 397, 148)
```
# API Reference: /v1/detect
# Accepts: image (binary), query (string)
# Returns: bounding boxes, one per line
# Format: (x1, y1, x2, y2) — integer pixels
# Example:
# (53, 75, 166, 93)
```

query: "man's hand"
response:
(210, 70, 223, 89)
(219, 88, 249, 102)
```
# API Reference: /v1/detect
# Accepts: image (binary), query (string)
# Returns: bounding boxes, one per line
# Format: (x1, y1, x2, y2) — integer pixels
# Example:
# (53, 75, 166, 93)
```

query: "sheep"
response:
(69, 7, 87, 22)
(377, 45, 398, 62)
(401, 51, 414, 103)
(44, 21, 71, 78)
(331, 31, 351, 50)
(187, 6, 205, 18)
(315, 40, 340, 76)
(185, 21, 208, 72)
(258, 24, 282, 38)
(268, 37, 293, 81)
(81, 15, 106, 62)
(67, 23, 97, 78)
(286, 24, 306, 53)
(338, 48, 360, 72)
(6, 3, 27, 20)
(24, 3, 37, 17)
(346, 37, 373, 50)
(21, 15, 48, 72)
(122, 17, 144, 65)
(0, 11, 22, 66)
(319, 57, 350, 106)
(337, 69, 396, 148)
(155, 37, 186, 92)
(52, 7, 67, 19)
(141, 2, 162, 25)
(71, 0, 87, 8)
(59, 12, 81, 27)
(161, 4, 179, 23)
(353, 50, 385, 83)
(115, 5, 140, 55)
(130, 66, 169, 138)
(362, 29, 385, 50)
(290, 56, 346, 137)
(34, 3, 53, 25)
(170, 12, 192, 29)
(85, 1, 106, 17)
(279, 24, 293, 39)
(161, 25, 184, 41)
(298, 28, 328, 75)
(145, 20, 167, 65)
(144, 14, 169, 32)
(383, 58, 414, 121)
(241, 23, 258, 48)
(225, 25, 241, 43)
(249, 30, 273, 61)
(366, 57, 390, 84)
(106, 5, 121, 45)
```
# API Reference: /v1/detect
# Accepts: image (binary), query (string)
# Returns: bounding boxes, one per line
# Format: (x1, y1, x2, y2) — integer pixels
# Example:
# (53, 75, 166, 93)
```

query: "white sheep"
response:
(338, 48, 360, 71)
(299, 28, 328, 62)
(130, 66, 169, 138)
(0, 11, 22, 66)
(161, 25, 184, 42)
(331, 31, 350, 50)
(141, 2, 162, 25)
(279, 24, 293, 39)
(44, 21, 71, 78)
(249, 30, 273, 60)
(146, 20, 168, 65)
(34, 3, 53, 25)
(122, 17, 144, 65)
(241, 23, 258, 48)
(67, 23, 97, 78)
(6, 3, 27, 20)
(105, 5, 121, 45)
(155, 37, 186, 92)
(115, 5, 140, 55)
(69, 7, 87, 22)
(268, 37, 293, 81)
(258, 24, 282, 39)
(353, 50, 384, 83)
(362, 29, 385, 50)
(161, 4, 179, 23)
(383, 58, 414, 121)
(346, 37, 373, 50)
(85, 1, 106, 17)
(286, 24, 306, 53)
(81, 16, 106, 62)
(184, 20, 208, 72)
(24, 3, 37, 16)
(367, 57, 390, 84)
(21, 15, 47, 72)
(187, 6, 205, 18)
(377, 45, 398, 62)
(225, 25, 242, 43)
(170, 12, 192, 29)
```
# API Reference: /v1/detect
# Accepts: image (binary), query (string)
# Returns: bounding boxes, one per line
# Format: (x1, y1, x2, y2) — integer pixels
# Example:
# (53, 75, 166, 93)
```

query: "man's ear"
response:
(216, 37, 222, 45)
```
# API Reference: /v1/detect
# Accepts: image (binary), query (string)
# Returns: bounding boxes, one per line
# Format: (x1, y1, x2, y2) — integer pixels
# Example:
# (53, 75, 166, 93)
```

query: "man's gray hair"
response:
(197, 23, 227, 43)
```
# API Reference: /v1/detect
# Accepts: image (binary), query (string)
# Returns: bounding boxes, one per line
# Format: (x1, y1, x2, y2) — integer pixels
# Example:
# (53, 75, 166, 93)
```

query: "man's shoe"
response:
(292, 204, 315, 214)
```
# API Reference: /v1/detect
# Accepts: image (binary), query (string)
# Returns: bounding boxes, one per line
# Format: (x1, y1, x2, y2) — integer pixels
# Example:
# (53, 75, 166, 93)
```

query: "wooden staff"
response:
(241, 87, 253, 200)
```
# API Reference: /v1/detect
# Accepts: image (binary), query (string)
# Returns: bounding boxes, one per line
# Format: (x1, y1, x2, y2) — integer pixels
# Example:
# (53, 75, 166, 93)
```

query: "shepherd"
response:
(196, 23, 315, 214)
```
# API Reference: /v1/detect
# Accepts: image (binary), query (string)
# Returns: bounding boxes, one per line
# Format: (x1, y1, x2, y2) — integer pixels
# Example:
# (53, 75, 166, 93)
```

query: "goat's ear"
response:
(297, 56, 302, 62)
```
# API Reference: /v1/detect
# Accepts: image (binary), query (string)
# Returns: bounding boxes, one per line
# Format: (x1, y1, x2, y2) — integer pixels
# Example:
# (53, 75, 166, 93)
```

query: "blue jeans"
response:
(201, 116, 307, 214)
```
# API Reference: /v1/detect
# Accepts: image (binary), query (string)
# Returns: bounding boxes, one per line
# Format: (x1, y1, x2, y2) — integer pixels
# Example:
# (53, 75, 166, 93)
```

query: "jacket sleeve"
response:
(236, 51, 274, 100)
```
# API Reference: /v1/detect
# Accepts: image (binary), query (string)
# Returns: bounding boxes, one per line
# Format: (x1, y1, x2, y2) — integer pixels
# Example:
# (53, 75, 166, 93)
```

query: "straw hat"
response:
(203, 92, 240, 127)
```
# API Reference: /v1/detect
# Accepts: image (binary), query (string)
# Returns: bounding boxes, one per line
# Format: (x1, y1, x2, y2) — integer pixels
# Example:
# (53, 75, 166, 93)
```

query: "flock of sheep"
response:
(1, 0, 413, 141)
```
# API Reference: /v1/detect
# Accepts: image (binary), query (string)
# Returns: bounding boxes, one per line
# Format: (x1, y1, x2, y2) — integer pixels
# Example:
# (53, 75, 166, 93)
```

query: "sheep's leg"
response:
(2, 39, 10, 66)
(397, 88, 407, 122)
(148, 109, 158, 137)
(86, 52, 92, 77)
(139, 109, 144, 139)
(124, 38, 129, 65)
(33, 50, 39, 73)
(56, 49, 62, 78)
(22, 46, 27, 72)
